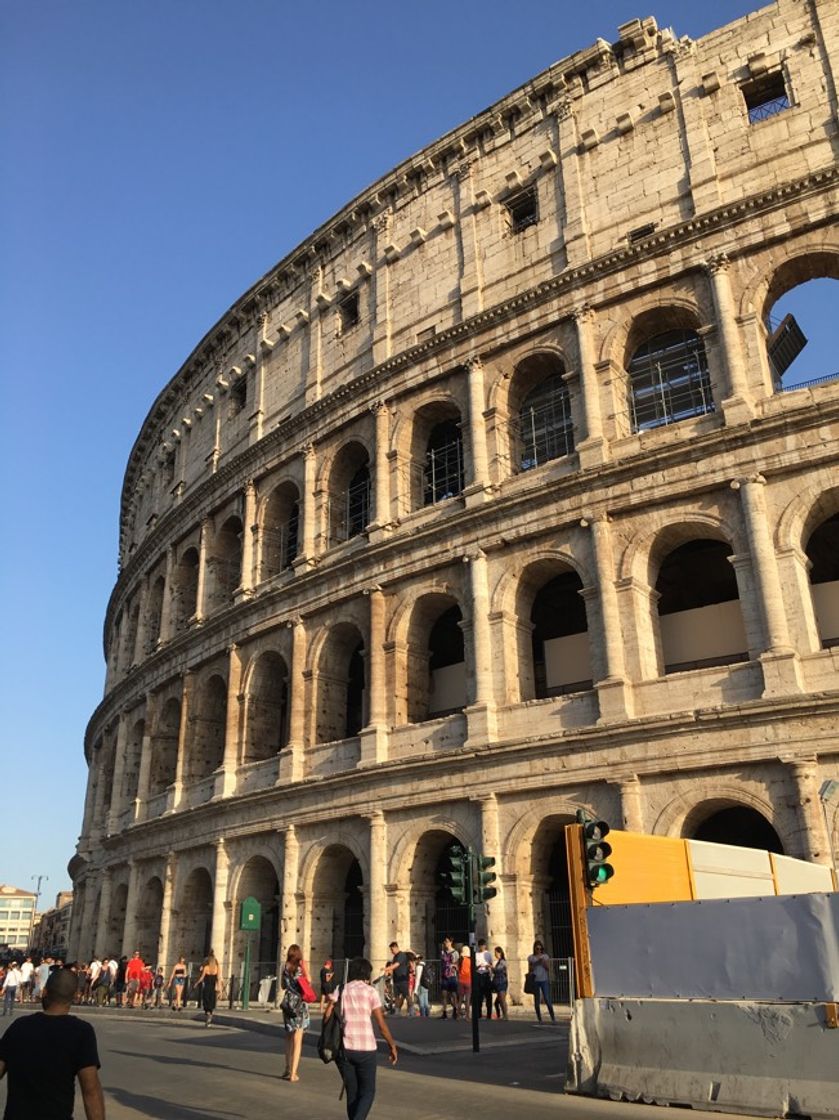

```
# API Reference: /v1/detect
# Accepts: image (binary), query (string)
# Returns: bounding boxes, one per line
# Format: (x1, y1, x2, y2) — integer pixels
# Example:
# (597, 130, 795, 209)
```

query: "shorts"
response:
(442, 976, 458, 993)
(393, 979, 409, 999)
(127, 979, 140, 994)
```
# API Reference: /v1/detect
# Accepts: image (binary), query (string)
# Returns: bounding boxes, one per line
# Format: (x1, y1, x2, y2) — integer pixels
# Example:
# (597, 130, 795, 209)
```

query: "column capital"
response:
(462, 549, 486, 564)
(572, 303, 596, 324)
(369, 399, 389, 415)
(363, 584, 383, 596)
(704, 251, 730, 275)
(556, 96, 574, 121)
(730, 473, 766, 490)
(364, 809, 386, 824)
(464, 354, 483, 373)
(580, 511, 608, 528)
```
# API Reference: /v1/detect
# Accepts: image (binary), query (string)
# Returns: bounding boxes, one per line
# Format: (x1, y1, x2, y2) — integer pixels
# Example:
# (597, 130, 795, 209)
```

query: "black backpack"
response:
(419, 965, 431, 989)
(318, 999, 344, 1064)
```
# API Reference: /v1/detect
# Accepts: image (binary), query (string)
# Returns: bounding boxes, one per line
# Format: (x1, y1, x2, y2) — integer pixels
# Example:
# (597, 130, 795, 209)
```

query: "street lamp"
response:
(818, 780, 838, 874)
(30, 874, 48, 951)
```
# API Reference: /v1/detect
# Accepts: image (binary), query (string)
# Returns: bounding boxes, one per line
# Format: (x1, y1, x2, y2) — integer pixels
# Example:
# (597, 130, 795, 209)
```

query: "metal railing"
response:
(779, 370, 839, 392)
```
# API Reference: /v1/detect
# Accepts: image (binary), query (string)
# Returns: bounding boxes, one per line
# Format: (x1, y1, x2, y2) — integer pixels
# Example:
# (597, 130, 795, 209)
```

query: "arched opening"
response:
(244, 652, 290, 763)
(173, 547, 199, 632)
(107, 882, 128, 955)
(207, 516, 243, 611)
(510, 354, 574, 471)
(433, 837, 471, 953)
(531, 572, 591, 697)
(260, 482, 300, 580)
(686, 804, 784, 853)
(656, 539, 747, 673)
(99, 739, 116, 820)
(314, 623, 366, 743)
(424, 420, 464, 505)
(174, 867, 213, 965)
(428, 606, 465, 717)
(136, 877, 163, 963)
(145, 576, 166, 652)
(309, 846, 365, 967)
(329, 443, 372, 544)
(531, 817, 576, 960)
(186, 674, 227, 783)
(125, 601, 140, 667)
(234, 857, 280, 978)
(806, 512, 839, 648)
(627, 326, 713, 431)
(149, 697, 180, 797)
(762, 256, 839, 391)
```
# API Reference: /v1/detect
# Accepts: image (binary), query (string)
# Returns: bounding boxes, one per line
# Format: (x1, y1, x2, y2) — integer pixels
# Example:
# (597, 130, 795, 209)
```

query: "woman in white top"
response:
(325, 957, 398, 1120)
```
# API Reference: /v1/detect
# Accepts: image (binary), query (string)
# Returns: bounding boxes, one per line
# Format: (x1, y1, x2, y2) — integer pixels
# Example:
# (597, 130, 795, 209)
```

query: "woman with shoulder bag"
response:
(491, 946, 509, 1020)
(280, 944, 311, 1082)
(527, 939, 555, 1023)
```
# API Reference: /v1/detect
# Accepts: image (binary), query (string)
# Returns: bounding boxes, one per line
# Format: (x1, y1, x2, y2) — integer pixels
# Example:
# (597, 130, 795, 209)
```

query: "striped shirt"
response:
(331, 980, 381, 1051)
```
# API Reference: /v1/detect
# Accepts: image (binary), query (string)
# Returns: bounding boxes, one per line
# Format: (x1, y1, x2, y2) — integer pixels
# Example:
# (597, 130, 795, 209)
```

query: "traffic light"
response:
(441, 843, 470, 905)
(576, 810, 614, 889)
(474, 854, 497, 902)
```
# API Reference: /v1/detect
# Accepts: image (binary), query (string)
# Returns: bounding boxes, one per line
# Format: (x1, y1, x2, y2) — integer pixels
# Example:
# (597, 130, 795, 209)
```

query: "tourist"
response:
(18, 958, 33, 1003)
(0, 967, 105, 1119)
(475, 939, 493, 1019)
(319, 958, 336, 1013)
(413, 952, 430, 1017)
(113, 956, 128, 1008)
(528, 939, 555, 1024)
(325, 956, 398, 1120)
(439, 937, 459, 1019)
(457, 945, 471, 1018)
(167, 955, 188, 1011)
(33, 957, 52, 1002)
(196, 950, 221, 1026)
(280, 944, 311, 1082)
(1, 963, 21, 1017)
(492, 946, 508, 1020)
(152, 966, 166, 1008)
(125, 951, 144, 1008)
(383, 942, 410, 1015)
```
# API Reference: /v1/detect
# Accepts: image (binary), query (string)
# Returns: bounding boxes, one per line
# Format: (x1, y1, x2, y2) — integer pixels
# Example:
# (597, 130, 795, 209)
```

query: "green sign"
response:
(239, 896, 262, 931)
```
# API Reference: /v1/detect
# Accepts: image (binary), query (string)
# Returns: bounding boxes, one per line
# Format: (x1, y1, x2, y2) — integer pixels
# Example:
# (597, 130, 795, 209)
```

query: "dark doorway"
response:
(433, 840, 471, 950)
(343, 860, 365, 958)
(692, 806, 783, 853)
(546, 834, 573, 959)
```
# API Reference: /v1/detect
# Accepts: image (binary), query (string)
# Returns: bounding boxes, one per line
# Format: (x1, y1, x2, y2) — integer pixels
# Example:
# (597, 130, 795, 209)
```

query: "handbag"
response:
(523, 971, 536, 995)
(281, 987, 303, 1015)
(317, 996, 344, 1063)
(298, 974, 317, 1004)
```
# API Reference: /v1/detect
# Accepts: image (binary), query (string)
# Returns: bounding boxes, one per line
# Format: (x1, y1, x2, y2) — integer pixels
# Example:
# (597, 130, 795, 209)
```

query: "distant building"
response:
(31, 891, 74, 959)
(0, 886, 36, 952)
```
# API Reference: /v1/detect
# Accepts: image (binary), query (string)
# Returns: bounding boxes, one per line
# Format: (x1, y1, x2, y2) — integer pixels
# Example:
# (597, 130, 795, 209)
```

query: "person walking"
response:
(280, 945, 311, 1082)
(325, 956, 398, 1120)
(167, 956, 188, 1011)
(18, 959, 33, 1004)
(457, 945, 471, 1019)
(439, 937, 459, 1019)
(475, 939, 493, 1019)
(125, 952, 144, 1008)
(413, 953, 430, 1017)
(0, 967, 106, 1119)
(1, 963, 21, 1017)
(383, 942, 410, 1016)
(492, 946, 509, 1020)
(319, 958, 336, 1013)
(528, 940, 555, 1024)
(196, 951, 221, 1026)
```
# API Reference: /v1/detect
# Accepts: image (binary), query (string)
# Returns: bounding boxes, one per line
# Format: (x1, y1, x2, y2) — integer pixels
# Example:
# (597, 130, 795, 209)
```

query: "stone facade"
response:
(69, 0, 839, 994)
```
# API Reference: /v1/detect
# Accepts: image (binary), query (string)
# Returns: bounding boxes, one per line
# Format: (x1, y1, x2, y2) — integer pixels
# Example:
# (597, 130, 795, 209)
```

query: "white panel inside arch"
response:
(772, 853, 835, 895)
(812, 580, 839, 643)
(688, 839, 774, 899)
(544, 633, 592, 689)
(429, 663, 466, 715)
(660, 600, 747, 667)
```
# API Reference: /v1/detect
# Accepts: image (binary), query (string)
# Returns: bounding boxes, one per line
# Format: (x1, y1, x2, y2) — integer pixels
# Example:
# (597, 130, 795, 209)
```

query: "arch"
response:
(173, 866, 213, 964)
(327, 440, 372, 544)
(145, 575, 166, 652)
(653, 785, 787, 846)
(806, 510, 839, 648)
(515, 558, 591, 701)
(530, 814, 578, 959)
(308, 843, 365, 966)
(136, 876, 163, 962)
(683, 801, 784, 853)
(149, 696, 180, 796)
(231, 856, 280, 972)
(259, 480, 300, 581)
(206, 515, 243, 612)
(123, 717, 145, 808)
(405, 398, 465, 509)
(508, 351, 574, 472)
(185, 674, 227, 783)
(415, 595, 465, 721)
(173, 546, 199, 632)
(243, 651, 289, 762)
(623, 307, 713, 431)
(395, 827, 472, 958)
(313, 621, 366, 743)
(106, 881, 128, 956)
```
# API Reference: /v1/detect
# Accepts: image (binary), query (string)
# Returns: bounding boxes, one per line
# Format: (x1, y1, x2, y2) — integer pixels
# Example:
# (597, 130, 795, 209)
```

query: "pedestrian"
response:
(18, 959, 33, 1004)
(439, 937, 459, 1019)
(125, 951, 144, 1008)
(492, 946, 508, 1020)
(33, 957, 51, 1003)
(325, 956, 398, 1120)
(93, 960, 111, 1007)
(413, 952, 430, 1017)
(280, 944, 311, 1083)
(528, 939, 555, 1024)
(0, 966, 106, 1119)
(114, 957, 128, 1008)
(319, 958, 336, 1013)
(167, 955, 188, 1011)
(383, 942, 410, 1015)
(196, 950, 221, 1026)
(457, 945, 471, 1018)
(152, 967, 165, 1008)
(1, 963, 21, 1017)
(139, 965, 154, 1009)
(475, 939, 493, 1019)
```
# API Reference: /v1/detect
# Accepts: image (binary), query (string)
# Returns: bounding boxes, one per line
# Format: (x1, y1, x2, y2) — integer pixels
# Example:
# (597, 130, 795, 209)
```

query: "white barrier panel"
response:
(772, 852, 835, 895)
(687, 838, 775, 899)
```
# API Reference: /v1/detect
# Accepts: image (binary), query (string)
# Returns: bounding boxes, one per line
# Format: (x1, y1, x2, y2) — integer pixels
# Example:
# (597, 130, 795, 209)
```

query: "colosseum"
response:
(69, 0, 838, 994)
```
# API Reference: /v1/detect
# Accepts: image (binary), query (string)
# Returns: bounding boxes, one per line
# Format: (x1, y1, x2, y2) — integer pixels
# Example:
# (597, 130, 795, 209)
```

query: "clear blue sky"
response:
(1, 0, 832, 908)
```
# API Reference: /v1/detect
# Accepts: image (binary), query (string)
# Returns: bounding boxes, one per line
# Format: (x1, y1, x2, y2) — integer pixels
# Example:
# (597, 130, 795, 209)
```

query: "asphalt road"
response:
(0, 1012, 771, 1120)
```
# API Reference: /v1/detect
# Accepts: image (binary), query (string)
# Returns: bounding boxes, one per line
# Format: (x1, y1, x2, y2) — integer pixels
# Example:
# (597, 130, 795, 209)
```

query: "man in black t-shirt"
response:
(384, 941, 410, 1014)
(0, 968, 105, 1120)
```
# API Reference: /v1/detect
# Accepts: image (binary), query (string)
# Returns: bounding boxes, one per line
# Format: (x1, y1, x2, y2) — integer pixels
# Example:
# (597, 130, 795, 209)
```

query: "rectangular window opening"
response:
(741, 70, 790, 124)
(338, 291, 360, 333)
(506, 187, 539, 233)
(230, 376, 247, 415)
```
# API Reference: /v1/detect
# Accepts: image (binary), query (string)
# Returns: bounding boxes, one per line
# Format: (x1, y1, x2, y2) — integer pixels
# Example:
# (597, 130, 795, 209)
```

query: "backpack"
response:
(317, 998, 344, 1064)
(419, 966, 431, 990)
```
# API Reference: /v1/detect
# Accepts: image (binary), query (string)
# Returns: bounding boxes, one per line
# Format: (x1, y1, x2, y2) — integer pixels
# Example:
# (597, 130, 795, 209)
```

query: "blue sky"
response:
(1, 0, 833, 909)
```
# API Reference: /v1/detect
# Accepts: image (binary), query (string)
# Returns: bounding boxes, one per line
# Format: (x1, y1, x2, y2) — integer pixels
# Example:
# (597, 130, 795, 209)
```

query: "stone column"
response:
(218, 644, 243, 798)
(572, 306, 607, 466)
(132, 576, 150, 665)
(477, 794, 507, 947)
(732, 475, 801, 694)
(159, 546, 175, 644)
(616, 774, 645, 832)
(369, 402, 392, 538)
(366, 811, 388, 971)
(279, 619, 306, 782)
(453, 163, 485, 320)
(582, 514, 631, 721)
(280, 826, 300, 950)
(464, 357, 490, 503)
(195, 518, 210, 622)
(78, 878, 99, 960)
(555, 97, 591, 266)
(121, 859, 141, 956)
(295, 444, 318, 568)
(465, 550, 497, 745)
(786, 757, 833, 865)
(211, 839, 230, 968)
(706, 254, 753, 423)
(94, 868, 112, 958)
(238, 480, 256, 597)
(172, 671, 194, 810)
(134, 693, 156, 822)
(157, 851, 177, 970)
(371, 214, 393, 365)
(360, 586, 389, 765)
(107, 714, 129, 835)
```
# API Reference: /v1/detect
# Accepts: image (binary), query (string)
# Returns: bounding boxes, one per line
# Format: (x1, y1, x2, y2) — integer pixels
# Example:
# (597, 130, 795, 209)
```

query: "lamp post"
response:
(818, 780, 838, 874)
(29, 874, 48, 951)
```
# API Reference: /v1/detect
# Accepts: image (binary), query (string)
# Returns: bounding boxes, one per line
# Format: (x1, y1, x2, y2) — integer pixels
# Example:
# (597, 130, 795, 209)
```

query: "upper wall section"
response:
(119, 0, 837, 565)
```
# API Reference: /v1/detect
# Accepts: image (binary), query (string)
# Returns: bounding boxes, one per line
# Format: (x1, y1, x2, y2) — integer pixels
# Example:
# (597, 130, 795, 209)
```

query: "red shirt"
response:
(126, 958, 144, 982)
